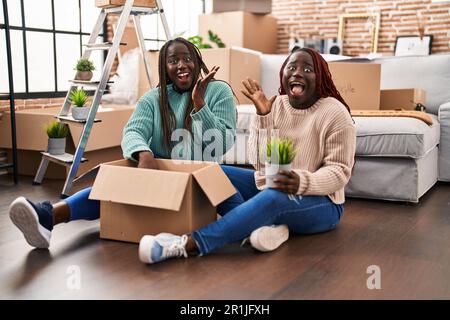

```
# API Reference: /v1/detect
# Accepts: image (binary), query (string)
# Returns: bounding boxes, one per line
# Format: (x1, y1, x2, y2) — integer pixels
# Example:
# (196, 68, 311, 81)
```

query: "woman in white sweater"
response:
(138, 47, 356, 264)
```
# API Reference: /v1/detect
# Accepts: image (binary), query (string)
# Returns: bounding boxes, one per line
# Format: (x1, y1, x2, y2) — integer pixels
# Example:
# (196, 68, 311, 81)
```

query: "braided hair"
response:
(278, 47, 351, 115)
(157, 38, 209, 151)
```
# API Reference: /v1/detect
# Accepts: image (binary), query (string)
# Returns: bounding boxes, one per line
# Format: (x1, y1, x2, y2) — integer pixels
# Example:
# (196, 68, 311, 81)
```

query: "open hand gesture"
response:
(192, 66, 220, 111)
(241, 78, 276, 116)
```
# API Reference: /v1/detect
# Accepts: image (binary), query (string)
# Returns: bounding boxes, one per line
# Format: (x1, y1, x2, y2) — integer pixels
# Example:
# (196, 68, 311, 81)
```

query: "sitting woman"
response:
(9, 38, 237, 249)
(137, 47, 356, 264)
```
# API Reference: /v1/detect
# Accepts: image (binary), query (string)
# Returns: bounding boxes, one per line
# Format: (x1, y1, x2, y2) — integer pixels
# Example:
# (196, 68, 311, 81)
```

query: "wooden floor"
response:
(1, 174, 450, 300)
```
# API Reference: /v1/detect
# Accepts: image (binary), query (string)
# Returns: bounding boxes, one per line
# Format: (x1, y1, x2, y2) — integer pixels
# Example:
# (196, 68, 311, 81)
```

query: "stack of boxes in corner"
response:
(197, 0, 276, 104)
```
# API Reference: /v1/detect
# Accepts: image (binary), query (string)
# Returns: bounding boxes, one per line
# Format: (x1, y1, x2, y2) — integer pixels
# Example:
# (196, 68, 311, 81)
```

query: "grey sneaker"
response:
(139, 233, 188, 264)
(249, 225, 289, 252)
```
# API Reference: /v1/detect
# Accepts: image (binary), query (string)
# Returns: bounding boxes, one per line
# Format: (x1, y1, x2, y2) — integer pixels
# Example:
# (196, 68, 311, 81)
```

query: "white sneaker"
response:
(9, 196, 52, 249)
(139, 233, 188, 264)
(249, 225, 289, 252)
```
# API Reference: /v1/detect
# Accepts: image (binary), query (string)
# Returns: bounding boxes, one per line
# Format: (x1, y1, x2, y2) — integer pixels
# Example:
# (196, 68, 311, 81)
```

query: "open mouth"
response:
(177, 72, 190, 83)
(289, 81, 305, 97)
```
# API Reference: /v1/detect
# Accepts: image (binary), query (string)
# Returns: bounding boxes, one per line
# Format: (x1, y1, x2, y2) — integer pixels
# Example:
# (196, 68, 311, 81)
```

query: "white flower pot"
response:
(72, 106, 90, 120)
(265, 163, 292, 188)
(47, 137, 66, 155)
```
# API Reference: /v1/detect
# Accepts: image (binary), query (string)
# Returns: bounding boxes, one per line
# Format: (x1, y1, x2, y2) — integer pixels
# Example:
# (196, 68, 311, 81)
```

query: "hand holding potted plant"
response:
(265, 138, 298, 187)
(70, 88, 90, 120)
(74, 58, 95, 81)
(45, 121, 69, 155)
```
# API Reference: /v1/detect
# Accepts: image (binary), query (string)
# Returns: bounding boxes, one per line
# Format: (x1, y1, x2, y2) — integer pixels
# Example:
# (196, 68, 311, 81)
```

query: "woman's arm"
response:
(190, 81, 237, 159)
(121, 94, 155, 162)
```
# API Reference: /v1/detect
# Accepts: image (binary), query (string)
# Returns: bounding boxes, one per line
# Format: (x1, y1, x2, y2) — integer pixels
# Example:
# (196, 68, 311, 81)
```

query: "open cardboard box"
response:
(328, 62, 381, 110)
(380, 88, 427, 111)
(85, 158, 236, 243)
(0, 105, 134, 179)
(138, 47, 261, 104)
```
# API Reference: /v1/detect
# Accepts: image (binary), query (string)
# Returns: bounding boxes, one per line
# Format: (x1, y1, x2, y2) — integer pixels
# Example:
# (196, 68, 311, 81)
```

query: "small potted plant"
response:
(74, 58, 95, 81)
(45, 121, 69, 155)
(265, 138, 298, 187)
(70, 88, 90, 120)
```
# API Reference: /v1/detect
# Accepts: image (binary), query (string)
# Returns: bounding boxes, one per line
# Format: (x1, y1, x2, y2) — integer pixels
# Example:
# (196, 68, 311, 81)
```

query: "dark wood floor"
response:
(1, 174, 450, 300)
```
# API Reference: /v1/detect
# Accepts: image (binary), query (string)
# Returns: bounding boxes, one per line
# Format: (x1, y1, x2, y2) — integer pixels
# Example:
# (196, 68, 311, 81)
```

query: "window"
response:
(1, 0, 205, 99)
(0, 0, 103, 98)
(141, 0, 205, 50)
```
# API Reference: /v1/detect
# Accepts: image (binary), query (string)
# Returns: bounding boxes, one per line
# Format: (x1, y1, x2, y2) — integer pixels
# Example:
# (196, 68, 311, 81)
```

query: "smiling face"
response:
(282, 50, 319, 109)
(166, 42, 196, 92)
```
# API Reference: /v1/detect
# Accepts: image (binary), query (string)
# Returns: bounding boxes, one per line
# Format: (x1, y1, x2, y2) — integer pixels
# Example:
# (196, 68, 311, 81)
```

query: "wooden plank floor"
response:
(1, 174, 450, 299)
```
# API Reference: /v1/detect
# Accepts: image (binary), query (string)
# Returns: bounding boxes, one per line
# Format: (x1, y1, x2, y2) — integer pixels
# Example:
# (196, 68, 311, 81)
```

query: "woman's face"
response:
(166, 42, 196, 92)
(282, 50, 319, 109)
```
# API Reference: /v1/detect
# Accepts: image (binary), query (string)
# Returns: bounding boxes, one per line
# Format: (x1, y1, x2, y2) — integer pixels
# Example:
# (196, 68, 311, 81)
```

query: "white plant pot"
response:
(265, 163, 292, 188)
(72, 106, 90, 120)
(47, 137, 66, 155)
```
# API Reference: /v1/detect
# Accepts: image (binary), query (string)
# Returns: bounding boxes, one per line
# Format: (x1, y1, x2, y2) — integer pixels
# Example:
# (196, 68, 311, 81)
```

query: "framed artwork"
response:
(338, 13, 381, 53)
(394, 35, 433, 56)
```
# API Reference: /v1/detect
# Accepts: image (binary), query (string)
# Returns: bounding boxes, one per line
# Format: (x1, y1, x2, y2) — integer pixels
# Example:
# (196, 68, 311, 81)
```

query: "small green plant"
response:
(267, 138, 297, 165)
(69, 88, 89, 107)
(45, 121, 69, 139)
(74, 58, 95, 71)
(187, 30, 226, 49)
(208, 30, 225, 48)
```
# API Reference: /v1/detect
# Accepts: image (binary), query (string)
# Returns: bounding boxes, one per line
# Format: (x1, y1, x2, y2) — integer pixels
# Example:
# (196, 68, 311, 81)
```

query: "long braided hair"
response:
(278, 47, 351, 115)
(157, 38, 209, 151)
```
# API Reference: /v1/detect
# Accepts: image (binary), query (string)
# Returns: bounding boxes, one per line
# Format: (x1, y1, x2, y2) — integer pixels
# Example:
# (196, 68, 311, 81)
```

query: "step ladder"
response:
(33, 0, 172, 198)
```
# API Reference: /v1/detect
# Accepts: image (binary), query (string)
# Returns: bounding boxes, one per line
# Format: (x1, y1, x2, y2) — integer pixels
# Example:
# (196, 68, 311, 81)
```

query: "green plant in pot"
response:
(74, 58, 95, 81)
(45, 121, 69, 155)
(265, 138, 298, 187)
(70, 88, 90, 120)
(187, 30, 226, 49)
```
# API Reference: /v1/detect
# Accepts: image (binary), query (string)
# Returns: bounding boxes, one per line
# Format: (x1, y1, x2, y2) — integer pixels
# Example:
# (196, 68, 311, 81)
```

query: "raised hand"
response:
(241, 78, 276, 116)
(192, 66, 220, 111)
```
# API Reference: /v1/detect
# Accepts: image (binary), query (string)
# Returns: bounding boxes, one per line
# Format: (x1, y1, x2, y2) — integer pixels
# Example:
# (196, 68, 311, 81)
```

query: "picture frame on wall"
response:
(394, 35, 433, 56)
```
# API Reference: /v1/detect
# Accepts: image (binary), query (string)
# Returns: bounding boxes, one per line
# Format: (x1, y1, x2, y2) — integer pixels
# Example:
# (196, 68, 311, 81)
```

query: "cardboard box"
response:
(138, 47, 261, 104)
(328, 62, 381, 110)
(0, 105, 134, 179)
(199, 11, 277, 54)
(380, 89, 427, 111)
(95, 0, 155, 8)
(211, 0, 272, 14)
(88, 158, 236, 243)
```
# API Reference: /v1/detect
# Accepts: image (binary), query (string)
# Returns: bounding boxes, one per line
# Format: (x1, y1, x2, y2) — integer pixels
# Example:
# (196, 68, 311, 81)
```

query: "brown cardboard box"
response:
(88, 158, 236, 243)
(138, 47, 261, 104)
(199, 11, 277, 54)
(380, 88, 427, 111)
(95, 0, 155, 8)
(0, 105, 134, 179)
(212, 0, 272, 14)
(328, 62, 381, 110)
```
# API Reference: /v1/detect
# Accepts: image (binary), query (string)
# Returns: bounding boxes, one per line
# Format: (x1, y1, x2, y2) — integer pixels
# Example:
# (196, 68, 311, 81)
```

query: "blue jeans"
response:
(192, 165, 344, 255)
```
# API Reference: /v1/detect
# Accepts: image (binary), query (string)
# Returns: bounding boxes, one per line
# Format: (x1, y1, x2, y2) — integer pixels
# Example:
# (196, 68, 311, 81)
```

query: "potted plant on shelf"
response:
(70, 88, 90, 120)
(74, 58, 95, 81)
(265, 138, 298, 187)
(45, 121, 69, 155)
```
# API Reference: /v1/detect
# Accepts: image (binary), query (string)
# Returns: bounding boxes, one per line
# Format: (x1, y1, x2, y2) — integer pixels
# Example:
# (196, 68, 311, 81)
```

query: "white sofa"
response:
(224, 53, 450, 203)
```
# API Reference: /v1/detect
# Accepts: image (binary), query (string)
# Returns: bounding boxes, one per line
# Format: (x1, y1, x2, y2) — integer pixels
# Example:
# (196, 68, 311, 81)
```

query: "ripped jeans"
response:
(192, 165, 344, 255)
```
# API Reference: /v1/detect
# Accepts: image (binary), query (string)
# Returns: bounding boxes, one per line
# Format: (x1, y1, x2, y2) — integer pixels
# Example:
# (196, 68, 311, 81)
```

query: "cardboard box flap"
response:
(89, 165, 189, 211)
(192, 165, 236, 206)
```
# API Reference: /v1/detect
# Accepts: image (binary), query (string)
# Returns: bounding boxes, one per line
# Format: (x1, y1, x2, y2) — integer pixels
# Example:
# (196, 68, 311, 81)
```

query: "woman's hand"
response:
(192, 66, 220, 111)
(272, 170, 300, 194)
(241, 78, 276, 116)
(138, 151, 158, 170)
